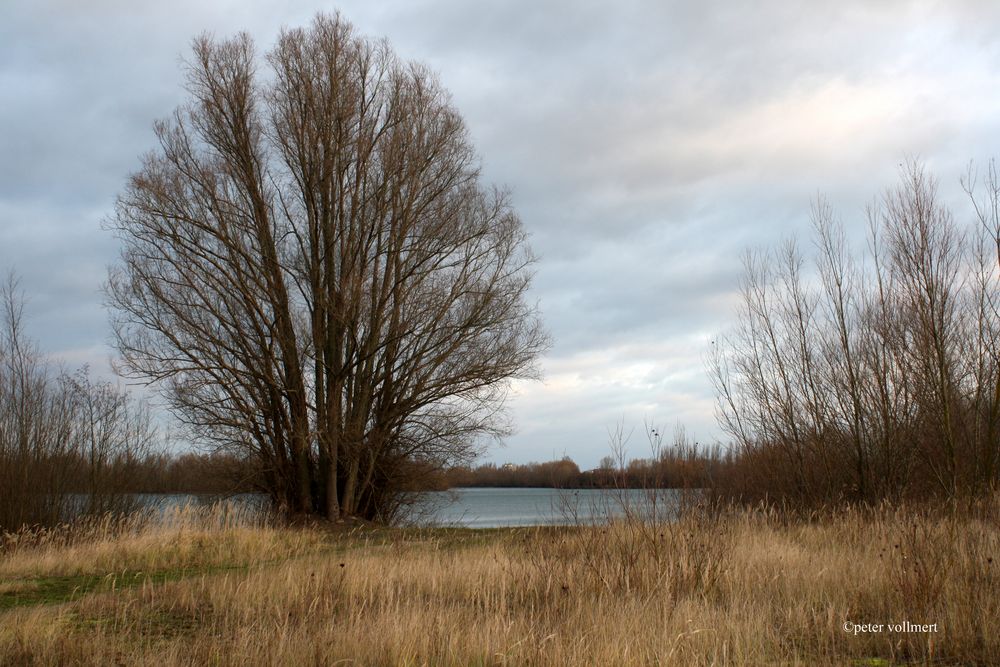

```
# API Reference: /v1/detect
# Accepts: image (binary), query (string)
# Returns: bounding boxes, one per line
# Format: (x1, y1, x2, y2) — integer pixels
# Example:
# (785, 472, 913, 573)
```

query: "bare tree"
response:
(962, 161, 1000, 494)
(711, 162, 1000, 505)
(107, 13, 547, 521)
(0, 274, 73, 528)
(0, 274, 157, 531)
(878, 166, 967, 497)
(64, 368, 158, 515)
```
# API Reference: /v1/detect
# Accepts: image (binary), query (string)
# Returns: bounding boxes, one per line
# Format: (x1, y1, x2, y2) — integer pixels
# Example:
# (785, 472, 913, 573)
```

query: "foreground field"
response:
(0, 500, 997, 666)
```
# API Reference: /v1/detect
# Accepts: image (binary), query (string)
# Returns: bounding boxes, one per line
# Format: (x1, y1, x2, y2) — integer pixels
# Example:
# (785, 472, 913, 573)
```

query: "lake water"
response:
(403, 487, 689, 527)
(137, 488, 692, 528)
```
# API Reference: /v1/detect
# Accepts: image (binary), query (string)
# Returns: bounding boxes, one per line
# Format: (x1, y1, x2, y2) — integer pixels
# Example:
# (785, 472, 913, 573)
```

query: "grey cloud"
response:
(3, 0, 1000, 466)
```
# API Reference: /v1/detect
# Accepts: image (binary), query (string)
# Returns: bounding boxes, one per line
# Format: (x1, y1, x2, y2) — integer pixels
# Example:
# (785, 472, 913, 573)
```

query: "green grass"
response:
(0, 565, 248, 611)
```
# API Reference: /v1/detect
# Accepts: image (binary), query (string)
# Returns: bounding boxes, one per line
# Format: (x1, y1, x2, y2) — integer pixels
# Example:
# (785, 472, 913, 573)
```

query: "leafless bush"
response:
(711, 162, 1000, 506)
(0, 275, 159, 531)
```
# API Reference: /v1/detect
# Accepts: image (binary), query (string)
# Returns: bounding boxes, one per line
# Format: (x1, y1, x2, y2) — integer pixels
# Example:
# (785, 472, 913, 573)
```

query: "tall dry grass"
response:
(1, 499, 997, 665)
(0, 501, 321, 579)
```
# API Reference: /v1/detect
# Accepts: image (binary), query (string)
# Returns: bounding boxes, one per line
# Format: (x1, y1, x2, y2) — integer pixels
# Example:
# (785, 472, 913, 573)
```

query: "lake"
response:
(137, 488, 691, 528)
(405, 487, 690, 528)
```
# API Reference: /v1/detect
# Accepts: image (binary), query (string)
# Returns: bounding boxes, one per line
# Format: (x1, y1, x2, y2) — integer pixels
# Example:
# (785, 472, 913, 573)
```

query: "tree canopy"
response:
(107, 13, 547, 521)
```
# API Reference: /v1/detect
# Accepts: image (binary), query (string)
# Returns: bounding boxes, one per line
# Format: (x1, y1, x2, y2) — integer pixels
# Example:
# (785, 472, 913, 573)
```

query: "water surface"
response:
(129, 487, 691, 528)
(407, 487, 687, 528)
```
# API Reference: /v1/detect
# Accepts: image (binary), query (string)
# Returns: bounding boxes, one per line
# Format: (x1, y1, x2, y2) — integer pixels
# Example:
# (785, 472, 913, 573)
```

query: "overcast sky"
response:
(4, 0, 1000, 467)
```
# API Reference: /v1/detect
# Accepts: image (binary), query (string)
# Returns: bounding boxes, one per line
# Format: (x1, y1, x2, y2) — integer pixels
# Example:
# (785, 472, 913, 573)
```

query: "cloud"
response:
(3, 0, 1000, 467)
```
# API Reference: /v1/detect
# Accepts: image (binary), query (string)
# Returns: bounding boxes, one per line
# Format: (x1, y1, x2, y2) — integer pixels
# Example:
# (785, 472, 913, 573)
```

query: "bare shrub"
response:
(0, 275, 159, 532)
(711, 162, 1000, 505)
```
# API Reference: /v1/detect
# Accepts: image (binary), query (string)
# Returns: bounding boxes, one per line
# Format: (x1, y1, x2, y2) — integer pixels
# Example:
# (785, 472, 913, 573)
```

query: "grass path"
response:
(0, 521, 529, 612)
(1, 564, 254, 611)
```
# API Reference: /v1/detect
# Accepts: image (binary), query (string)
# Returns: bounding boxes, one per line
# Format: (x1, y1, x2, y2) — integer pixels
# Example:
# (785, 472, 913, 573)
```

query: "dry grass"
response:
(1, 500, 997, 666)
(0, 502, 323, 579)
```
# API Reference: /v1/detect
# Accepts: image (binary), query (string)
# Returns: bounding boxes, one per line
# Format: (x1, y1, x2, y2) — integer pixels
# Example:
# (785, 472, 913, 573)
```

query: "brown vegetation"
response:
(711, 162, 1000, 506)
(442, 432, 734, 490)
(0, 276, 159, 532)
(1, 500, 997, 665)
(117, 451, 259, 495)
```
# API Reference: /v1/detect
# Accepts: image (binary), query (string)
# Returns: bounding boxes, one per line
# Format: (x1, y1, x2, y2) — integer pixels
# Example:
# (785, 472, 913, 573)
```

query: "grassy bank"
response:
(0, 501, 997, 666)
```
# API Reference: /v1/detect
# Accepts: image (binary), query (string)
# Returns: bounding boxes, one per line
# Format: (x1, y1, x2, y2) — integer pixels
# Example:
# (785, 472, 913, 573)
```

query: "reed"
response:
(1, 499, 996, 665)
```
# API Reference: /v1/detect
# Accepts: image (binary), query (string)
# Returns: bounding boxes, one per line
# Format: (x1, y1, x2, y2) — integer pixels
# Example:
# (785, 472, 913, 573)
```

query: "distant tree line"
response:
(118, 451, 258, 495)
(440, 439, 736, 490)
(710, 162, 1000, 506)
(442, 457, 581, 488)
